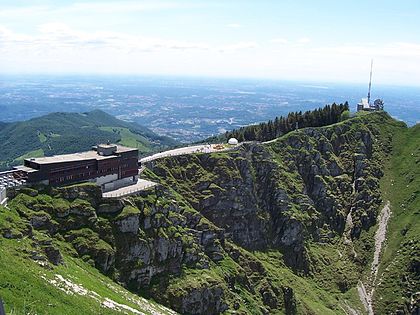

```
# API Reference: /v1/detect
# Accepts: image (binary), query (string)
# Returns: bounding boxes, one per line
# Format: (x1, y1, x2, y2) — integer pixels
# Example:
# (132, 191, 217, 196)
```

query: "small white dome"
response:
(228, 138, 238, 145)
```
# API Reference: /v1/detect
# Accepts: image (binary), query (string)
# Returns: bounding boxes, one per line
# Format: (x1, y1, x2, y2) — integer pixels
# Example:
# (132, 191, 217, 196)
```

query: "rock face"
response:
(169, 284, 228, 315)
(114, 214, 140, 234)
(7, 182, 232, 313)
(43, 244, 64, 266)
(5, 112, 401, 314)
(54, 184, 102, 207)
(146, 118, 387, 273)
(97, 199, 124, 214)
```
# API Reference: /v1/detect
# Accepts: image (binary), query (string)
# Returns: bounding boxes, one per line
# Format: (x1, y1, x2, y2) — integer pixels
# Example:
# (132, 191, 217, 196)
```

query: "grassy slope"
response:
(264, 112, 406, 314)
(295, 113, 418, 314)
(99, 126, 153, 153)
(293, 113, 419, 314)
(373, 123, 420, 313)
(15, 148, 45, 161)
(0, 206, 177, 315)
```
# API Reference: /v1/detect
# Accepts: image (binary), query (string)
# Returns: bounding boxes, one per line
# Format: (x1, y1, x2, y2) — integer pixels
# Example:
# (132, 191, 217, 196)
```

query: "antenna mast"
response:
(367, 59, 373, 104)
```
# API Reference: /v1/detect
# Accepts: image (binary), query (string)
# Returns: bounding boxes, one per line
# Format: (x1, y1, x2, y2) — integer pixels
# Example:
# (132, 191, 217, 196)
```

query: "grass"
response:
(37, 132, 47, 143)
(252, 251, 349, 314)
(162, 246, 362, 314)
(0, 235, 175, 315)
(15, 148, 44, 161)
(99, 126, 153, 153)
(116, 205, 140, 219)
(372, 123, 420, 313)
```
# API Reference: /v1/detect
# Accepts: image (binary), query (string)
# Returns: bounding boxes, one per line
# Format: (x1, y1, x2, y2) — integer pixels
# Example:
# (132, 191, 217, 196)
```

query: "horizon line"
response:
(0, 72, 419, 89)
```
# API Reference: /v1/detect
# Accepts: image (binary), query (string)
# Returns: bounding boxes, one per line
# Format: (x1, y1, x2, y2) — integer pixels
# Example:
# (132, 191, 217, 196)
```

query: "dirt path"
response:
(344, 208, 358, 258)
(371, 201, 392, 278)
(357, 281, 374, 315)
(357, 201, 392, 315)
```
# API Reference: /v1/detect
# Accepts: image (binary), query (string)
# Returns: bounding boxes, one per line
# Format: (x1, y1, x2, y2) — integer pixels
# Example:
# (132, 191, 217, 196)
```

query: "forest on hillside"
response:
(207, 102, 350, 143)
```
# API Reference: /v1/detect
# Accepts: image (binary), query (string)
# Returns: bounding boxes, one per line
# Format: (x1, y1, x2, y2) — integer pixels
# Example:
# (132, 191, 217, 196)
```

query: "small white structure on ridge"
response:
(228, 138, 239, 145)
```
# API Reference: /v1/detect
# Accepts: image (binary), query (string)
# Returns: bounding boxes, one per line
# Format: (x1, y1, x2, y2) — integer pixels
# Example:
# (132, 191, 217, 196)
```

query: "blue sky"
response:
(0, 0, 419, 85)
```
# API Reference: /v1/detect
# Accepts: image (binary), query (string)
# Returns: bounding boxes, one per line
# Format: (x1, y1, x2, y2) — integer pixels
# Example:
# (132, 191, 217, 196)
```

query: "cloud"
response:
(219, 41, 258, 53)
(297, 37, 311, 44)
(270, 38, 289, 45)
(1, 13, 418, 85)
(0, 1, 206, 18)
(270, 37, 311, 46)
(69, 1, 182, 12)
(226, 23, 242, 29)
(314, 42, 420, 58)
(0, 24, 257, 54)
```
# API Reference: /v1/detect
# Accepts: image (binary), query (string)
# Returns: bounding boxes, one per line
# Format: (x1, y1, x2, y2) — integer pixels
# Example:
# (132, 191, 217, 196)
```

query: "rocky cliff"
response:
(1, 111, 417, 315)
(145, 111, 393, 273)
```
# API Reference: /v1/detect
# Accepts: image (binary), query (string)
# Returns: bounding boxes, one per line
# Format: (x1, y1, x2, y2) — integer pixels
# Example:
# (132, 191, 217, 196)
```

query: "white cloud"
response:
(0, 23, 212, 53)
(297, 37, 311, 44)
(270, 37, 311, 46)
(1, 21, 419, 85)
(315, 42, 420, 58)
(67, 1, 188, 13)
(0, 1, 205, 18)
(219, 41, 258, 53)
(0, 5, 50, 19)
(0, 23, 259, 57)
(270, 38, 289, 45)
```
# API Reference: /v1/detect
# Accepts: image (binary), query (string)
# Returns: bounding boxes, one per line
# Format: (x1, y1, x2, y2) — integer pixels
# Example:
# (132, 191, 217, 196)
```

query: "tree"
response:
(221, 103, 350, 143)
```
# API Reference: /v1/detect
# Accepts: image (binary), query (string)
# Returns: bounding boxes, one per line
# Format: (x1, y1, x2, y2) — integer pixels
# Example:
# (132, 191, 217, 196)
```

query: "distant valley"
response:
(1, 75, 419, 142)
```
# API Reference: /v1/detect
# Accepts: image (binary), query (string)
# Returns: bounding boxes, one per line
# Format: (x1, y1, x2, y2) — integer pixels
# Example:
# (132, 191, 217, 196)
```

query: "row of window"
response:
(53, 172, 94, 183)
(50, 164, 95, 175)
(99, 167, 119, 174)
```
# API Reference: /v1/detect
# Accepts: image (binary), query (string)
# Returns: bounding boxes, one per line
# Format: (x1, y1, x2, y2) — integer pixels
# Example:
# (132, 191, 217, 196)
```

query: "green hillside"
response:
(0, 110, 178, 171)
(373, 123, 419, 314)
(0, 111, 418, 314)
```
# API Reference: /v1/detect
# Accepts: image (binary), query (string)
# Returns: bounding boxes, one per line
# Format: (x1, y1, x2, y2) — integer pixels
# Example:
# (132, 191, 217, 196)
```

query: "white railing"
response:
(102, 182, 157, 198)
(0, 187, 7, 205)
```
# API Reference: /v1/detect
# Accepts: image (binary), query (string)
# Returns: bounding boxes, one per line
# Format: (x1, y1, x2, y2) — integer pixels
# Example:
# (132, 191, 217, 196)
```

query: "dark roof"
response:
(25, 144, 138, 165)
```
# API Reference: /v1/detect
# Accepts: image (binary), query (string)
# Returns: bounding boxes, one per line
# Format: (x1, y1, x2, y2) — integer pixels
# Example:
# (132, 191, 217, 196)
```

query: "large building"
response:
(14, 144, 139, 191)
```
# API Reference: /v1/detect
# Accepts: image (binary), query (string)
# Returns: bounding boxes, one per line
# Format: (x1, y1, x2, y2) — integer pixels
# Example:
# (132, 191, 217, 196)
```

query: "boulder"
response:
(114, 215, 140, 234)
(97, 200, 124, 214)
(43, 245, 64, 266)
(171, 285, 228, 315)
